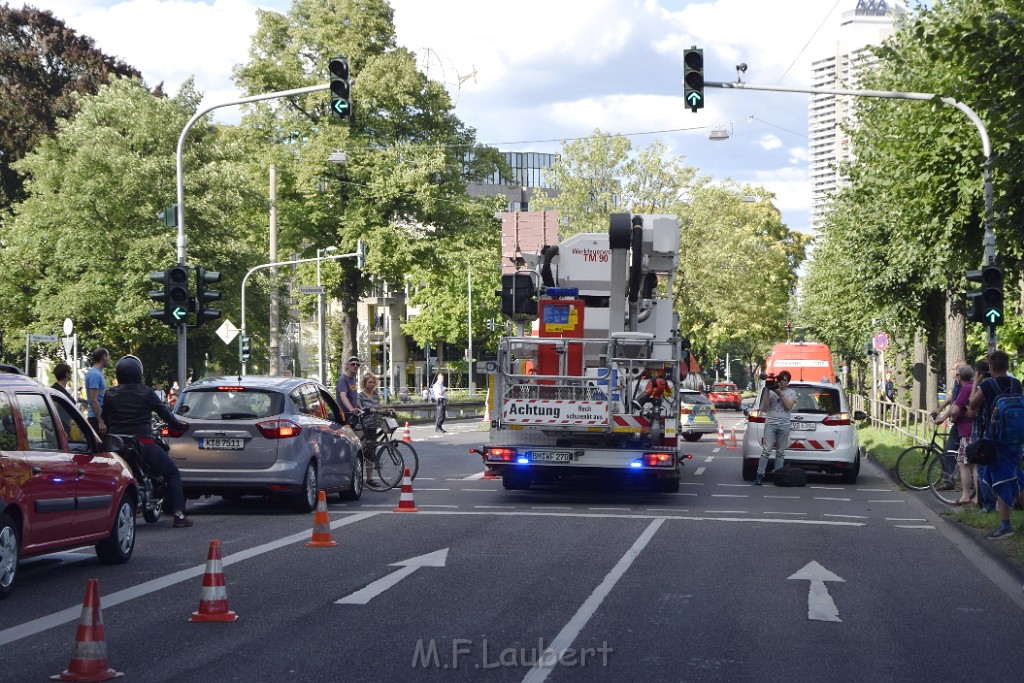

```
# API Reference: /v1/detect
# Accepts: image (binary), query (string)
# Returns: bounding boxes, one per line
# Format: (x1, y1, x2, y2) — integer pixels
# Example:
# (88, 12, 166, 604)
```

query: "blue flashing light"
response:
(630, 460, 643, 469)
(516, 457, 530, 465)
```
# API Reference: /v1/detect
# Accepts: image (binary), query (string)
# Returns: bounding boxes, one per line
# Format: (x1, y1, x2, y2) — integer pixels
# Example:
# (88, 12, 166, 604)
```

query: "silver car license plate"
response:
(199, 438, 244, 450)
(529, 451, 573, 463)
(790, 422, 816, 431)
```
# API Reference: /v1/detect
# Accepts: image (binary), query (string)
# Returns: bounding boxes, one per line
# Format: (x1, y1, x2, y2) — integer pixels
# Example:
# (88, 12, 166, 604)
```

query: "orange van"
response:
(764, 342, 835, 383)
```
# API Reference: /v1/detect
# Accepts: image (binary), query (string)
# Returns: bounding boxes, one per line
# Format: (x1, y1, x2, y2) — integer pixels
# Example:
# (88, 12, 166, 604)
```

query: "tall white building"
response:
(809, 0, 909, 231)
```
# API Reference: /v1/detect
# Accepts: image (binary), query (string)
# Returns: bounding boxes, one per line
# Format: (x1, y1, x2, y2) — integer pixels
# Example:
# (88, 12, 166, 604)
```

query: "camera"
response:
(761, 372, 778, 390)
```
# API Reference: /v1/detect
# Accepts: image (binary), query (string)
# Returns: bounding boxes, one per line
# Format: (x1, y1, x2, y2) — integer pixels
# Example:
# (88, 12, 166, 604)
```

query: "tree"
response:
(231, 0, 502, 374)
(0, 4, 140, 210)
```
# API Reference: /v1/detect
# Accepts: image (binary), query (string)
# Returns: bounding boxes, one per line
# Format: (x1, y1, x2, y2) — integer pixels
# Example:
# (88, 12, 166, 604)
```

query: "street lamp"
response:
(317, 246, 338, 385)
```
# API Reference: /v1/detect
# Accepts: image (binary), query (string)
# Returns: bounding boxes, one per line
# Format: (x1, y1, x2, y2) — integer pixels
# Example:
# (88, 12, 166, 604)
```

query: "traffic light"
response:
(356, 239, 366, 269)
(966, 266, 1004, 325)
(239, 335, 251, 362)
(498, 272, 538, 319)
(194, 268, 222, 326)
(157, 204, 177, 228)
(683, 47, 704, 112)
(329, 55, 352, 120)
(148, 266, 189, 327)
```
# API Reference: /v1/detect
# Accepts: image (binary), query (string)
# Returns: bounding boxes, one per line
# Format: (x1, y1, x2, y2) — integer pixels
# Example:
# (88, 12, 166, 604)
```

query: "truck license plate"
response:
(199, 438, 244, 450)
(529, 451, 573, 463)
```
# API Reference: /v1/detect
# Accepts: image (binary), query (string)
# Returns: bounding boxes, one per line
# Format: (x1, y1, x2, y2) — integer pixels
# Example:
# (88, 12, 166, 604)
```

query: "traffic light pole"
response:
(174, 83, 330, 389)
(707, 80, 996, 352)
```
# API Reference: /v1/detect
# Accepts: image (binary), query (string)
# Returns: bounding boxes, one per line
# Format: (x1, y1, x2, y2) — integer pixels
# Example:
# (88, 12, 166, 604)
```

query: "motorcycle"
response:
(103, 433, 170, 524)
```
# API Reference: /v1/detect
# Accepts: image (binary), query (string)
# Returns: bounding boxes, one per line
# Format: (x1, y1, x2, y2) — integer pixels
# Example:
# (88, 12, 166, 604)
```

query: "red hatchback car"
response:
(708, 382, 742, 410)
(0, 365, 137, 599)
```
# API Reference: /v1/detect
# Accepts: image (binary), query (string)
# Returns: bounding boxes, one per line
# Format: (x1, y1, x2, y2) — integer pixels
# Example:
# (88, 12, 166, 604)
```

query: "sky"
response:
(22, 0, 926, 235)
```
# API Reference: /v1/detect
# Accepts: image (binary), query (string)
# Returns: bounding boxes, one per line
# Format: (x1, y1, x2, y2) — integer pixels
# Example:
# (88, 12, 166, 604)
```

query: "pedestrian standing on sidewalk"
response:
(933, 364, 975, 504)
(85, 348, 109, 434)
(433, 372, 448, 433)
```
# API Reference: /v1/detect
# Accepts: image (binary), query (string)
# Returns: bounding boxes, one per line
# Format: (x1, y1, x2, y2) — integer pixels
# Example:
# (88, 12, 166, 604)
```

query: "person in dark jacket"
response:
(101, 355, 193, 528)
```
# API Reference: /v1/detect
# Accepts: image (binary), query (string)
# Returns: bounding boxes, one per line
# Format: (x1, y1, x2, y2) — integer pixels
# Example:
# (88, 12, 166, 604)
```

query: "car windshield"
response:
(712, 384, 734, 392)
(781, 386, 841, 415)
(176, 388, 283, 420)
(682, 392, 711, 405)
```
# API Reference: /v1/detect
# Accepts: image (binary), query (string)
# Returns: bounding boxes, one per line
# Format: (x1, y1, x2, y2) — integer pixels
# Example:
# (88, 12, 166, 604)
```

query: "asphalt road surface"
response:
(3, 415, 1024, 682)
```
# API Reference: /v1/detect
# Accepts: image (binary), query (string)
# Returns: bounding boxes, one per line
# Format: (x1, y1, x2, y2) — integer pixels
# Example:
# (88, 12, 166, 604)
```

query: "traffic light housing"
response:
(967, 266, 1004, 325)
(498, 272, 538, 319)
(195, 267, 222, 326)
(157, 204, 177, 228)
(148, 266, 190, 327)
(239, 335, 251, 362)
(356, 239, 366, 269)
(683, 47, 704, 112)
(329, 55, 352, 120)
(149, 270, 169, 324)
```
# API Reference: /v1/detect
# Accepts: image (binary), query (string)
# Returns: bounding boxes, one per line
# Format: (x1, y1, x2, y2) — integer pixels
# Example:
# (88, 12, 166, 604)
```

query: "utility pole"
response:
(269, 164, 280, 375)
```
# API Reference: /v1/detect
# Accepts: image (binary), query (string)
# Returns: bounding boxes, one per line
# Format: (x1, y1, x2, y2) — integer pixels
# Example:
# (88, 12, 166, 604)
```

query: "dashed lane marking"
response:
(868, 499, 906, 503)
(895, 524, 935, 529)
(814, 497, 851, 502)
(765, 511, 807, 516)
(711, 494, 749, 498)
(887, 518, 927, 522)
(419, 504, 459, 508)
(705, 456, 715, 463)
(693, 467, 707, 475)
(764, 495, 800, 499)
(589, 507, 632, 511)
(415, 488, 452, 491)
(531, 506, 572, 510)
(703, 510, 748, 514)
(463, 488, 500, 492)
(825, 513, 867, 519)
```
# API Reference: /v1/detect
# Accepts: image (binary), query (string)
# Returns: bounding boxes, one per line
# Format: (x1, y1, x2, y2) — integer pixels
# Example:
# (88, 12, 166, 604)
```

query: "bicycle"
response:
(894, 418, 949, 491)
(356, 412, 420, 492)
(926, 448, 967, 505)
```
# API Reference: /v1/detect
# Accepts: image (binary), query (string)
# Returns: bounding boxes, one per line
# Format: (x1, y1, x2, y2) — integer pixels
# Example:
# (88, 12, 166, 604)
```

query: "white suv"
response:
(741, 381, 866, 483)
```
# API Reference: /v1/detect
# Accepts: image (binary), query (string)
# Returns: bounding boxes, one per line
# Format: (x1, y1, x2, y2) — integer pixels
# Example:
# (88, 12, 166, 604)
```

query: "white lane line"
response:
(693, 467, 707, 476)
(419, 504, 460, 509)
(711, 494, 749, 499)
(766, 512, 807, 516)
(712, 448, 721, 453)
(361, 504, 397, 508)
(474, 505, 515, 509)
(868, 500, 906, 503)
(814, 497, 851, 502)
(825, 514, 867, 519)
(407, 509, 864, 527)
(705, 456, 715, 463)
(0, 512, 379, 647)
(886, 518, 927, 522)
(459, 472, 485, 480)
(680, 482, 705, 486)
(463, 488, 500, 492)
(703, 510, 748, 514)
(858, 488, 890, 492)
(414, 488, 452, 491)
(810, 486, 844, 490)
(646, 508, 688, 513)
(522, 519, 665, 683)
(668, 493, 698, 497)
(531, 506, 573, 511)
(764, 495, 800, 499)
(415, 477, 437, 481)
(895, 525, 935, 529)
(589, 507, 632, 511)
(717, 483, 750, 487)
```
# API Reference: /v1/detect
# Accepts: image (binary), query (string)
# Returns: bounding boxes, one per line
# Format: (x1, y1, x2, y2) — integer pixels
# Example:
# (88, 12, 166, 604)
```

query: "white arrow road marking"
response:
(787, 560, 846, 622)
(336, 548, 448, 605)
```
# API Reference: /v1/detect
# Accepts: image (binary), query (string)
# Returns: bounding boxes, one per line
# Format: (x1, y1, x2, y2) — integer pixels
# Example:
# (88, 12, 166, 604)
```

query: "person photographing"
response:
(754, 370, 796, 486)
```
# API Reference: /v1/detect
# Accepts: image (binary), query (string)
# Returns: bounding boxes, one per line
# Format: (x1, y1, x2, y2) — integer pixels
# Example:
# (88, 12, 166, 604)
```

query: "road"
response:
(3, 414, 1024, 682)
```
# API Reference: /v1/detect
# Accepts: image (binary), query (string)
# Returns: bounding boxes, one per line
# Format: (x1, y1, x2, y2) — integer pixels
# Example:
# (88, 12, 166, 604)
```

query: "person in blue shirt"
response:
(85, 347, 109, 434)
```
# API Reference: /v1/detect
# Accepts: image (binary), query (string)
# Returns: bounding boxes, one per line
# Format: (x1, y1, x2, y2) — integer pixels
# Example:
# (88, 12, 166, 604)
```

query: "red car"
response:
(0, 365, 137, 599)
(708, 382, 742, 410)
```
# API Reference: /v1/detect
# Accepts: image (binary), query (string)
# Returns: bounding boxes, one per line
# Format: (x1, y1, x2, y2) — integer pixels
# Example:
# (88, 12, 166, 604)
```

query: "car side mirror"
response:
(853, 410, 868, 422)
(102, 433, 125, 453)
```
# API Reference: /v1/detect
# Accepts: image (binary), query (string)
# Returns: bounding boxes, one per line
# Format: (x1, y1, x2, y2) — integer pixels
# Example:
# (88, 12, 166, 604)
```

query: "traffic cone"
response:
(306, 490, 338, 548)
(51, 579, 123, 681)
(482, 467, 500, 480)
(402, 421, 412, 443)
(393, 468, 420, 512)
(728, 426, 738, 449)
(189, 540, 238, 622)
(717, 423, 726, 446)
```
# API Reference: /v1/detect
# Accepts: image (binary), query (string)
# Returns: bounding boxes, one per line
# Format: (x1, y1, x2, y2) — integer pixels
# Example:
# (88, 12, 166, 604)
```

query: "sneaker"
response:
(172, 515, 193, 528)
(986, 526, 1014, 540)
(754, 475, 764, 486)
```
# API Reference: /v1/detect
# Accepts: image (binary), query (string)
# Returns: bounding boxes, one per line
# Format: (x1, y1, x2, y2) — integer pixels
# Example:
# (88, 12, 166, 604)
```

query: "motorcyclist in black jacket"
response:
(101, 355, 193, 528)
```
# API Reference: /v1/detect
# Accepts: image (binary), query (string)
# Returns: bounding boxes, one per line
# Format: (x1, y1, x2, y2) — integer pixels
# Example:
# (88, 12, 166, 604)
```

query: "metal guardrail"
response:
(849, 393, 932, 445)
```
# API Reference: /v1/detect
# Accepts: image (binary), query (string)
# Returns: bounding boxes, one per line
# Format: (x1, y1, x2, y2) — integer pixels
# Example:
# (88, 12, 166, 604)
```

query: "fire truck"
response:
(480, 213, 687, 492)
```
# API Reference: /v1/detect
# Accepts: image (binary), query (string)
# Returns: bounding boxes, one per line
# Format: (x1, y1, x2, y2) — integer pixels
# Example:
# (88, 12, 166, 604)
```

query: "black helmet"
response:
(115, 355, 144, 385)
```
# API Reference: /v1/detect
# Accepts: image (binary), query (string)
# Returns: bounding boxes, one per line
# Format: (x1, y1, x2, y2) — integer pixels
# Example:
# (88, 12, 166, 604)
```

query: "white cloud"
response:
(759, 134, 782, 151)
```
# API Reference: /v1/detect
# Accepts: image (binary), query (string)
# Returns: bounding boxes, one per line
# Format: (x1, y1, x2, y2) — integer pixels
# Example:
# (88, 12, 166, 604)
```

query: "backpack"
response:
(985, 378, 1024, 446)
(773, 466, 807, 487)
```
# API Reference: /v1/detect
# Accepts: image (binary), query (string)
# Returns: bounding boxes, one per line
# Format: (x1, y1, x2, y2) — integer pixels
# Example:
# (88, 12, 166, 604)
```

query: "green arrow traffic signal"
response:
(329, 55, 352, 120)
(986, 309, 1002, 324)
(683, 47, 704, 112)
(171, 306, 188, 321)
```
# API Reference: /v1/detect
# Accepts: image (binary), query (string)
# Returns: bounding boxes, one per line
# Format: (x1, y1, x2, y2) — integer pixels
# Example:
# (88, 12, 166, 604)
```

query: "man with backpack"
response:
(966, 350, 1024, 539)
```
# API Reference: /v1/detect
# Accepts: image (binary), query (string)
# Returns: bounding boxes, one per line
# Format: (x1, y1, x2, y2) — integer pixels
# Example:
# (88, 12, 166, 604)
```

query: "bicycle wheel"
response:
(895, 445, 935, 490)
(362, 451, 389, 493)
(373, 441, 405, 491)
(927, 453, 964, 504)
(390, 441, 419, 480)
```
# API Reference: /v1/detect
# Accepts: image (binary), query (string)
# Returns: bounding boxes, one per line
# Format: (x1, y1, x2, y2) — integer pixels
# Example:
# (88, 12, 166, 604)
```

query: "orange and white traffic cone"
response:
(306, 490, 338, 548)
(728, 426, 738, 449)
(482, 467, 500, 480)
(402, 421, 412, 444)
(717, 423, 726, 446)
(51, 578, 123, 681)
(189, 540, 238, 622)
(393, 468, 420, 512)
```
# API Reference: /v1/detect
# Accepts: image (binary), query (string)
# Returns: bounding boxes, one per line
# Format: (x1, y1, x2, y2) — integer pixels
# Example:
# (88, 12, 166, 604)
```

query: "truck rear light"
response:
(822, 412, 851, 426)
(747, 409, 767, 423)
(486, 447, 516, 462)
(644, 452, 674, 467)
(256, 419, 302, 439)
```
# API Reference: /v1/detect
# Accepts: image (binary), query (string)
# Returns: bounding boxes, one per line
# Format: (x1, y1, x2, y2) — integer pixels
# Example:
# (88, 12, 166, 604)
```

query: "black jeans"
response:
(138, 439, 186, 515)
(435, 399, 447, 429)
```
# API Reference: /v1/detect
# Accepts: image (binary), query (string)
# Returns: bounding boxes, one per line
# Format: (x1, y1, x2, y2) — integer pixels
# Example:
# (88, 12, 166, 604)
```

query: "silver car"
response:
(164, 376, 363, 512)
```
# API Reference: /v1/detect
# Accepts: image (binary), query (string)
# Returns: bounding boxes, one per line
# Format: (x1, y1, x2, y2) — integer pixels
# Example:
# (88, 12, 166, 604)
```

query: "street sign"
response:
(62, 335, 74, 359)
(63, 318, 73, 336)
(27, 334, 58, 343)
(299, 286, 325, 295)
(216, 319, 240, 345)
(872, 332, 889, 352)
